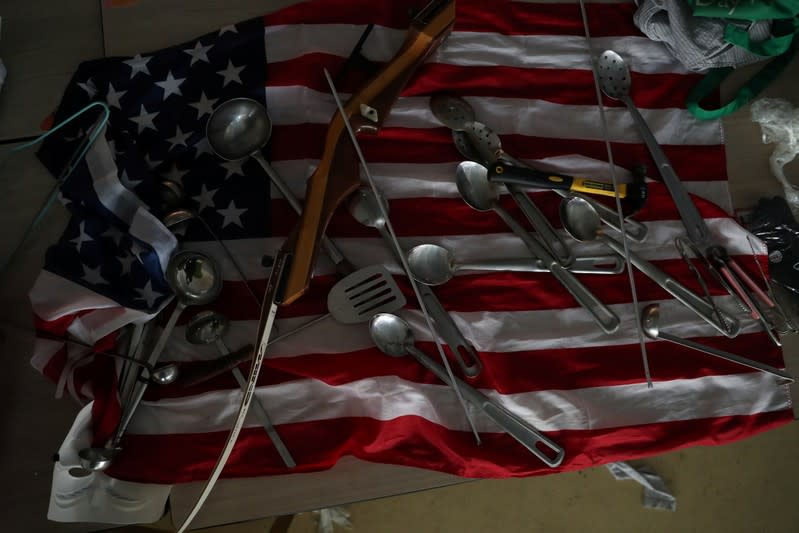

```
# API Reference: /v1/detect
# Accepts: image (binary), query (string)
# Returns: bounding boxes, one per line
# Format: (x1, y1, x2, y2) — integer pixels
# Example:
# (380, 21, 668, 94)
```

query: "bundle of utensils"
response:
(76, 49, 795, 480)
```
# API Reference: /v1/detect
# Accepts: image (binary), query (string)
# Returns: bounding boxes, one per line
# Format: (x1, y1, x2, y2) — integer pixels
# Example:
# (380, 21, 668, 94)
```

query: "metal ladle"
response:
(91, 251, 222, 471)
(641, 304, 793, 382)
(348, 188, 485, 377)
(457, 162, 620, 334)
(206, 97, 353, 274)
(407, 243, 623, 286)
(369, 313, 564, 467)
(185, 311, 296, 468)
(76, 362, 178, 472)
(163, 208, 259, 308)
(559, 195, 739, 337)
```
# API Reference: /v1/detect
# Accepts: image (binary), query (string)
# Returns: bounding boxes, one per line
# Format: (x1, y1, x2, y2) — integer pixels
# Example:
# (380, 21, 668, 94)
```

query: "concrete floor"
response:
(0, 1, 798, 532)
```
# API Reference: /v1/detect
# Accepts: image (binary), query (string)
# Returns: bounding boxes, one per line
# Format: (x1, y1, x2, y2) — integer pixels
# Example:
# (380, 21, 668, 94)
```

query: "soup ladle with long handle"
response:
(185, 311, 296, 468)
(92, 251, 222, 472)
(560, 195, 740, 337)
(205, 97, 354, 275)
(369, 313, 564, 467)
(163, 208, 259, 308)
(407, 243, 623, 286)
(457, 162, 620, 334)
(641, 304, 792, 382)
(75, 358, 179, 472)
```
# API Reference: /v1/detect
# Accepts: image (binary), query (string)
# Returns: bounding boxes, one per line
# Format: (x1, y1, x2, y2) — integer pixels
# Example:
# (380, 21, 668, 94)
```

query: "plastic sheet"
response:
(751, 98, 799, 217)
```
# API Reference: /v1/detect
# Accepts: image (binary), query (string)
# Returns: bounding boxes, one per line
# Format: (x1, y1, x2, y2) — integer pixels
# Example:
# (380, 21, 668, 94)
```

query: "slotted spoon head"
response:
(453, 130, 485, 164)
(467, 122, 502, 164)
(430, 94, 476, 130)
(326, 265, 407, 324)
(597, 50, 631, 100)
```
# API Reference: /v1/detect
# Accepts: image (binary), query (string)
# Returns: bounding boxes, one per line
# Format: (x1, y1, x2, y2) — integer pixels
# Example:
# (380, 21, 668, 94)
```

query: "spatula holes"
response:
(345, 272, 382, 292)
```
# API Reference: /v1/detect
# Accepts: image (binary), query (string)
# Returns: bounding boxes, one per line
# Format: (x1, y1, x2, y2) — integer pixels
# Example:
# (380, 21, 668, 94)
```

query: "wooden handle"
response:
(279, 0, 455, 306)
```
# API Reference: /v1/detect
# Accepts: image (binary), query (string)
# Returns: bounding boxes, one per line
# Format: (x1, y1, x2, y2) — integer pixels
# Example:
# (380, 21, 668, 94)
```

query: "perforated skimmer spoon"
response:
(430, 95, 572, 264)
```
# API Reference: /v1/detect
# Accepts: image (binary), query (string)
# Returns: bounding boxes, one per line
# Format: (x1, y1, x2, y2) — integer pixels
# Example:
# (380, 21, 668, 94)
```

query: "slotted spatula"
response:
(267, 265, 407, 345)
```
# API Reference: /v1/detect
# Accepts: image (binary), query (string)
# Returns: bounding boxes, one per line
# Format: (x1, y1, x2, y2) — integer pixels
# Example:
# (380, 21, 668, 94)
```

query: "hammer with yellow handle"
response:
(487, 162, 647, 201)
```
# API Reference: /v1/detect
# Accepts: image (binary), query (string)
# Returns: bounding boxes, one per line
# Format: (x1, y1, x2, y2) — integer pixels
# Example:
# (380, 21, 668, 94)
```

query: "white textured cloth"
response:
(634, 0, 772, 71)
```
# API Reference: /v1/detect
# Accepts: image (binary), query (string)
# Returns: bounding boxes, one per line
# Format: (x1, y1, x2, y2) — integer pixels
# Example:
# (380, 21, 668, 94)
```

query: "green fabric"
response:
(688, 0, 799, 21)
(686, 43, 797, 119)
(724, 17, 799, 56)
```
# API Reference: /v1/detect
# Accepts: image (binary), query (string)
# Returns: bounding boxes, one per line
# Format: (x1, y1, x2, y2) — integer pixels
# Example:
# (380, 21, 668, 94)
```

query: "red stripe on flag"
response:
(153, 331, 783, 400)
(267, 56, 708, 110)
(264, 0, 640, 38)
(106, 409, 792, 483)
(269, 126, 728, 183)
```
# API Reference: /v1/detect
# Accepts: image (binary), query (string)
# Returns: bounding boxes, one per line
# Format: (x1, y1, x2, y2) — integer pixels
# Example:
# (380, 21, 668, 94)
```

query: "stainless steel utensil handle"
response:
(656, 331, 793, 382)
(494, 206, 620, 333)
(603, 236, 740, 337)
(553, 189, 648, 242)
(621, 97, 710, 246)
(266, 313, 331, 346)
(253, 153, 354, 274)
(408, 346, 564, 467)
(114, 303, 184, 445)
(459, 255, 623, 275)
(118, 322, 145, 408)
(218, 337, 296, 468)
(418, 285, 483, 377)
(549, 262, 621, 334)
(506, 185, 574, 267)
(378, 227, 483, 378)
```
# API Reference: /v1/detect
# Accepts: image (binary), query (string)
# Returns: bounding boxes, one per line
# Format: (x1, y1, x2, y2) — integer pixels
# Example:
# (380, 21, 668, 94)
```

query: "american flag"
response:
(32, 0, 791, 488)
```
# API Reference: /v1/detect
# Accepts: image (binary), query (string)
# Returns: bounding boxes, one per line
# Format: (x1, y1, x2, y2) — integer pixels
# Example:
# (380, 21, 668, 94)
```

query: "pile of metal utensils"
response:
(76, 48, 795, 479)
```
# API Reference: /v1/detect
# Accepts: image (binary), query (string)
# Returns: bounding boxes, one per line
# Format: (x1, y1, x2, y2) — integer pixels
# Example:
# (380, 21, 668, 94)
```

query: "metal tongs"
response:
(642, 127, 782, 344)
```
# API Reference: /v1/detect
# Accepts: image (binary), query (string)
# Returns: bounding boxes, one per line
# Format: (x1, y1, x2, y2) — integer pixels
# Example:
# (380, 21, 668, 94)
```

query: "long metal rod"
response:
(323, 69, 481, 443)
(214, 338, 295, 468)
(577, 0, 652, 387)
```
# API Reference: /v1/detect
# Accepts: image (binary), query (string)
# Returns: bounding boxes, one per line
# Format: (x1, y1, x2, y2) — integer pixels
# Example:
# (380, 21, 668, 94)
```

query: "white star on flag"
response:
(130, 240, 150, 262)
(219, 24, 238, 35)
(163, 164, 188, 184)
(155, 71, 186, 99)
(135, 280, 162, 308)
(105, 83, 126, 109)
(192, 184, 218, 212)
(220, 159, 245, 179)
(130, 105, 159, 134)
(218, 200, 247, 228)
(77, 79, 97, 98)
(144, 153, 162, 170)
(82, 264, 107, 286)
(119, 169, 142, 189)
(193, 138, 213, 158)
(124, 54, 151, 78)
(184, 41, 213, 66)
(189, 92, 218, 118)
(167, 126, 192, 150)
(217, 60, 245, 86)
(70, 221, 92, 252)
(101, 227, 124, 246)
(118, 253, 137, 275)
